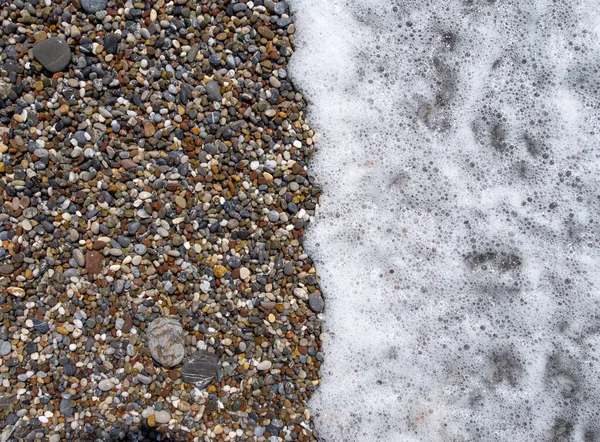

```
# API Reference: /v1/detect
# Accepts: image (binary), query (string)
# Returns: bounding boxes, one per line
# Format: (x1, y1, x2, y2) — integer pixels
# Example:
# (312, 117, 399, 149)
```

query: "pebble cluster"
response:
(0, 0, 324, 440)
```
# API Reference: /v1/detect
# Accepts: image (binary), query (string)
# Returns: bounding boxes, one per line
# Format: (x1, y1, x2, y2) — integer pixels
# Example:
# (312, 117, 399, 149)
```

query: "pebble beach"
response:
(0, 0, 324, 441)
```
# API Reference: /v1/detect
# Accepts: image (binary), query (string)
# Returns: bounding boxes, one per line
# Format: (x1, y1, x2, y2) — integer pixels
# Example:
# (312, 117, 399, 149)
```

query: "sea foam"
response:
(290, 0, 600, 440)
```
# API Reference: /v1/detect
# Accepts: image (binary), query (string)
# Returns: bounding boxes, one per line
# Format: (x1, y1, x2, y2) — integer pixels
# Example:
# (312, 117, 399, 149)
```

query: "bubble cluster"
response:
(290, 0, 600, 440)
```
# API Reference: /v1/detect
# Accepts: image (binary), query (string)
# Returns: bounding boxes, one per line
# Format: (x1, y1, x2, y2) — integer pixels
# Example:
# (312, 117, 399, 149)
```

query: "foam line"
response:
(290, 0, 600, 440)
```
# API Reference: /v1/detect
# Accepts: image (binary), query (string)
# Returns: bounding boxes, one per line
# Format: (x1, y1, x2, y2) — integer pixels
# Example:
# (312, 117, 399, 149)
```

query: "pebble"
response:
(308, 293, 325, 313)
(257, 360, 272, 371)
(98, 379, 114, 391)
(154, 410, 171, 424)
(0, 341, 11, 356)
(146, 317, 185, 368)
(181, 350, 219, 389)
(32, 38, 71, 73)
(206, 80, 222, 102)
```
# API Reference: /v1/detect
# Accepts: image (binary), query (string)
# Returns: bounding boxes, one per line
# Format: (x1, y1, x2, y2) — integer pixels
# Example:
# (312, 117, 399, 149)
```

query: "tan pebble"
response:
(7, 287, 25, 298)
(34, 30, 47, 42)
(214, 265, 227, 278)
(239, 267, 250, 280)
(214, 424, 224, 435)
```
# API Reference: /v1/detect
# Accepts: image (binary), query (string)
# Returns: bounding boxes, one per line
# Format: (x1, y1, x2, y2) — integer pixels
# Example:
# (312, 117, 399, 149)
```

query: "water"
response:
(289, 0, 600, 440)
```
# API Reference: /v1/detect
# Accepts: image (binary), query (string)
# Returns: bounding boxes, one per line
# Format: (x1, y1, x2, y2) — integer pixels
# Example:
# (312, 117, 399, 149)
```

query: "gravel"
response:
(0, 0, 324, 440)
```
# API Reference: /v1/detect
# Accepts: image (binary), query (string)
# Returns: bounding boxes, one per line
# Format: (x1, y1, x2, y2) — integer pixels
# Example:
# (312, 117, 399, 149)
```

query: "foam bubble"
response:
(290, 0, 600, 440)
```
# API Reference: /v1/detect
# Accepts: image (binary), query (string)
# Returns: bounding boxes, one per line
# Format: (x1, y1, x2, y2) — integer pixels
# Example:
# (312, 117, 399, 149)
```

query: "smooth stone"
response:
(257, 360, 272, 371)
(81, 0, 107, 13)
(104, 34, 120, 54)
(181, 350, 219, 388)
(59, 398, 73, 417)
(205, 81, 222, 102)
(0, 341, 11, 356)
(85, 251, 103, 276)
(146, 317, 185, 368)
(154, 410, 171, 424)
(239, 267, 250, 280)
(308, 293, 325, 313)
(32, 38, 71, 73)
(2, 59, 22, 75)
(32, 318, 49, 334)
(98, 379, 114, 391)
(73, 249, 85, 267)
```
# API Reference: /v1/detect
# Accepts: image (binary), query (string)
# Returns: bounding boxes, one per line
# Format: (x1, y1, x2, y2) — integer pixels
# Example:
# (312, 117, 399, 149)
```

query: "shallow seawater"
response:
(290, 0, 600, 440)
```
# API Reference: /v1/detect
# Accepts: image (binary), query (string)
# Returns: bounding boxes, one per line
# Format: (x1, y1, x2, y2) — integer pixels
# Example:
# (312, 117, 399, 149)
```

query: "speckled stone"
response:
(146, 317, 185, 368)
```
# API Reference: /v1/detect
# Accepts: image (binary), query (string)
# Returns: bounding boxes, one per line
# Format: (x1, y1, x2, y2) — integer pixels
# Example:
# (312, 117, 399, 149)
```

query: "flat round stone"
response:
(181, 350, 219, 388)
(32, 38, 71, 73)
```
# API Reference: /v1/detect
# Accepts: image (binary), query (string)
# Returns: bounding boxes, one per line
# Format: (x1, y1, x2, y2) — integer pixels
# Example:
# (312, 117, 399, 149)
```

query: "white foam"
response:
(290, 0, 600, 440)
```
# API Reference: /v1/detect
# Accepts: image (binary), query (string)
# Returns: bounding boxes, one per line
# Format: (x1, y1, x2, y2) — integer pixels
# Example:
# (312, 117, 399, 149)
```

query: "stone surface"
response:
(32, 38, 71, 72)
(181, 350, 219, 388)
(85, 251, 102, 276)
(308, 293, 325, 313)
(206, 81, 222, 102)
(98, 379, 114, 391)
(154, 410, 171, 424)
(146, 317, 185, 368)
(81, 0, 107, 13)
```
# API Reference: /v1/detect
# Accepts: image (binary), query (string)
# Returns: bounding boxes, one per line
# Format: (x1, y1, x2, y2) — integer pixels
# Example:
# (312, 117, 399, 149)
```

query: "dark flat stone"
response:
(32, 38, 71, 73)
(181, 350, 219, 389)
(104, 34, 120, 54)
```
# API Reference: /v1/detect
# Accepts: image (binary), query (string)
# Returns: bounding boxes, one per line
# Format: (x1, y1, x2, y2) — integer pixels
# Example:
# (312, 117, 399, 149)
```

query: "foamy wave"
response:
(290, 0, 600, 440)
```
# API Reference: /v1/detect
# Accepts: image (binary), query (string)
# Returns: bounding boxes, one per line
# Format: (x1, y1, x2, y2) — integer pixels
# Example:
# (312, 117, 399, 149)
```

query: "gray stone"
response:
(181, 350, 219, 388)
(2, 59, 22, 75)
(146, 317, 185, 368)
(104, 34, 120, 54)
(154, 410, 171, 424)
(98, 379, 114, 391)
(137, 374, 152, 385)
(59, 398, 73, 417)
(73, 249, 85, 267)
(32, 318, 49, 334)
(257, 360, 272, 371)
(81, 0, 107, 13)
(0, 341, 10, 356)
(206, 81, 222, 102)
(32, 38, 71, 73)
(308, 293, 324, 313)
(274, 1, 288, 15)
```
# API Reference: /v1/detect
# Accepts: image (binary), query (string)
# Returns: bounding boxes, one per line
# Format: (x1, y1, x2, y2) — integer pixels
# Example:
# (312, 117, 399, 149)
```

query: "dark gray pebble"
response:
(308, 293, 324, 313)
(32, 38, 72, 73)
(181, 350, 219, 389)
